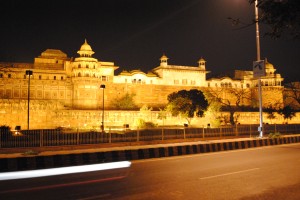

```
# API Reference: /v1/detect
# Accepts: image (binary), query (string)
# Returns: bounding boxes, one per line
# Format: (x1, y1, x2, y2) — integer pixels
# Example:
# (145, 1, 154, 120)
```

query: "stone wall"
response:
(1, 99, 299, 130)
(108, 83, 206, 109)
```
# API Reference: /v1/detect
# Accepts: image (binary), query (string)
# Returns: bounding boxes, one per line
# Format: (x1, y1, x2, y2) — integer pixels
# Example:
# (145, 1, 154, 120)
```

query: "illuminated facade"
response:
(0, 40, 287, 129)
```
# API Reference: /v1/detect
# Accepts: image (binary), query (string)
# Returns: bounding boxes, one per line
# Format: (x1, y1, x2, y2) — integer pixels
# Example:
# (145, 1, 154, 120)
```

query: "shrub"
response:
(268, 132, 281, 139)
(23, 150, 39, 156)
(0, 125, 11, 133)
(144, 122, 156, 128)
(134, 119, 156, 129)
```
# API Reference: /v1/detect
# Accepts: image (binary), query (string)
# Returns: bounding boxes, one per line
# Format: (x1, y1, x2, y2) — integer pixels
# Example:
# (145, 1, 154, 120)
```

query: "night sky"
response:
(1, 0, 299, 82)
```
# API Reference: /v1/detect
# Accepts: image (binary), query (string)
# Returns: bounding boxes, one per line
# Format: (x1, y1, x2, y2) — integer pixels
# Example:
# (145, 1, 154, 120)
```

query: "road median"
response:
(0, 135, 299, 172)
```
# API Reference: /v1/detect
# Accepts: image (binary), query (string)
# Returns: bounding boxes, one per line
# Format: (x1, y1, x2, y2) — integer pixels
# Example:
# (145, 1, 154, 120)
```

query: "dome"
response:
(160, 54, 168, 61)
(265, 58, 274, 69)
(40, 49, 67, 58)
(80, 39, 92, 51)
(198, 57, 206, 63)
(77, 39, 95, 56)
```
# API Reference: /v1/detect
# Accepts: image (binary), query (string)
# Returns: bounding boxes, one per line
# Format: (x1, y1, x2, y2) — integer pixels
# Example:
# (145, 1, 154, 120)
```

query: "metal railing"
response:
(1, 124, 300, 148)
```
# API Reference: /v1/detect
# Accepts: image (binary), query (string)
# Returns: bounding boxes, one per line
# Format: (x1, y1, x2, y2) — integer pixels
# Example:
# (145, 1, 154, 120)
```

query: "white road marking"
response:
(199, 168, 260, 180)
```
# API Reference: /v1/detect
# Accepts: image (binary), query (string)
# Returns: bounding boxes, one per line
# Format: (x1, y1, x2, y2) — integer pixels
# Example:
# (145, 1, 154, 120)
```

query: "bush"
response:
(268, 132, 281, 139)
(0, 125, 10, 129)
(144, 122, 156, 128)
(0, 125, 11, 133)
(23, 150, 39, 156)
(135, 118, 156, 129)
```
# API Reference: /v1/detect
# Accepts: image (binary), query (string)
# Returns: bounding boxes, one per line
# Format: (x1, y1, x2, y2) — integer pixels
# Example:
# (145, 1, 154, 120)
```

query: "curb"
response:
(0, 135, 299, 172)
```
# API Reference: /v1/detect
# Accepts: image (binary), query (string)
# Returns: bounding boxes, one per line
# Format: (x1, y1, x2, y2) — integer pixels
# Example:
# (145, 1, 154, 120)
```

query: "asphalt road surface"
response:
(1, 143, 300, 200)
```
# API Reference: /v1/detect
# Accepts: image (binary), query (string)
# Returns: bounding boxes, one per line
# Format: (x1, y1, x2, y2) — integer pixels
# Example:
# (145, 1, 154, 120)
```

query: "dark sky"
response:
(1, 0, 299, 82)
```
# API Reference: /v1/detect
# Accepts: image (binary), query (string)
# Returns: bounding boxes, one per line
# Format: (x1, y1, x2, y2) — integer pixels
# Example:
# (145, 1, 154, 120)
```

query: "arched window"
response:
(78, 72, 82, 77)
(78, 64, 81, 68)
(86, 64, 89, 68)
(265, 81, 269, 86)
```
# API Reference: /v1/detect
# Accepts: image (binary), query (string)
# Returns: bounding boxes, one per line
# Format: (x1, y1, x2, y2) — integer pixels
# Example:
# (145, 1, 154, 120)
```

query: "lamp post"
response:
(255, 0, 261, 61)
(254, 0, 264, 138)
(26, 70, 33, 130)
(100, 84, 105, 132)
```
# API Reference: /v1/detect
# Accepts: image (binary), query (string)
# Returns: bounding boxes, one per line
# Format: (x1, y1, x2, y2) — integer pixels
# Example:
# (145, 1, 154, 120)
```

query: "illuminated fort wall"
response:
(0, 40, 291, 129)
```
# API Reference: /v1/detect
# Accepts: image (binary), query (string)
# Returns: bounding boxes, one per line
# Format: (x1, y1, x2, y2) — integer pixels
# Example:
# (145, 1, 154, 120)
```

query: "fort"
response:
(0, 40, 298, 130)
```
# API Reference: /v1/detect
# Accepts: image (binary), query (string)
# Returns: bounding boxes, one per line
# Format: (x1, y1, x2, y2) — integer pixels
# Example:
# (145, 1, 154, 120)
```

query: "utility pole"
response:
(26, 70, 33, 130)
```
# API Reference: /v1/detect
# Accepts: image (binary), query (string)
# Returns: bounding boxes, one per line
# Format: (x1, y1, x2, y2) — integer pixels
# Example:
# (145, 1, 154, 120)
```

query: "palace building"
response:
(0, 40, 285, 129)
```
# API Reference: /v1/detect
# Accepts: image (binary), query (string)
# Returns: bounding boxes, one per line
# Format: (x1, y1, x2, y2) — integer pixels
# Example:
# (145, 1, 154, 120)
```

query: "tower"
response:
(160, 54, 169, 67)
(71, 39, 102, 109)
(198, 58, 206, 70)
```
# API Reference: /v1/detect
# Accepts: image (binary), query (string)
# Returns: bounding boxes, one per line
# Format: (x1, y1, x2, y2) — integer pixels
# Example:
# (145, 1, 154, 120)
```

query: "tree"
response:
(135, 105, 156, 128)
(249, 0, 300, 39)
(203, 90, 223, 127)
(278, 105, 296, 123)
(264, 105, 277, 124)
(166, 89, 208, 125)
(157, 107, 168, 126)
(284, 82, 300, 110)
(113, 92, 138, 110)
(205, 87, 252, 125)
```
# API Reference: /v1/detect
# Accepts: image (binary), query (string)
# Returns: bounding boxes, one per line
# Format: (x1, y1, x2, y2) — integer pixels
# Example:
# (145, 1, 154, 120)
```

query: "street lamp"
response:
(100, 84, 105, 132)
(25, 70, 33, 130)
(254, 0, 264, 138)
(254, 0, 261, 61)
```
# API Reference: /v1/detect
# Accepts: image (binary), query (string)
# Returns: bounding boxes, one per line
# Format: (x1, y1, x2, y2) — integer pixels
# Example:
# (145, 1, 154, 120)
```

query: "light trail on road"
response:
(0, 161, 131, 181)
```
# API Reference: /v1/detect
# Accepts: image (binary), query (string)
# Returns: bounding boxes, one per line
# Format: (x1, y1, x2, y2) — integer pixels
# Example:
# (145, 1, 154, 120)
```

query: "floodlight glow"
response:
(0, 161, 131, 181)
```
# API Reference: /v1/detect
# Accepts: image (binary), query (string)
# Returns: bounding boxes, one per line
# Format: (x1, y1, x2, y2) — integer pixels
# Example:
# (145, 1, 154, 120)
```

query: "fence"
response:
(1, 124, 300, 148)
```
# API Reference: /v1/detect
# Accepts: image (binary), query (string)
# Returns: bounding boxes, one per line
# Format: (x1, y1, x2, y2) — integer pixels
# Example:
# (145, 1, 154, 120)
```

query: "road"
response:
(0, 143, 300, 200)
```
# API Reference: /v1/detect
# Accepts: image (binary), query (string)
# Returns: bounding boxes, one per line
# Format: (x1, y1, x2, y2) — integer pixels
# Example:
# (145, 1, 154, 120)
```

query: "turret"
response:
(198, 58, 206, 70)
(72, 39, 101, 109)
(77, 39, 95, 57)
(160, 54, 168, 67)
